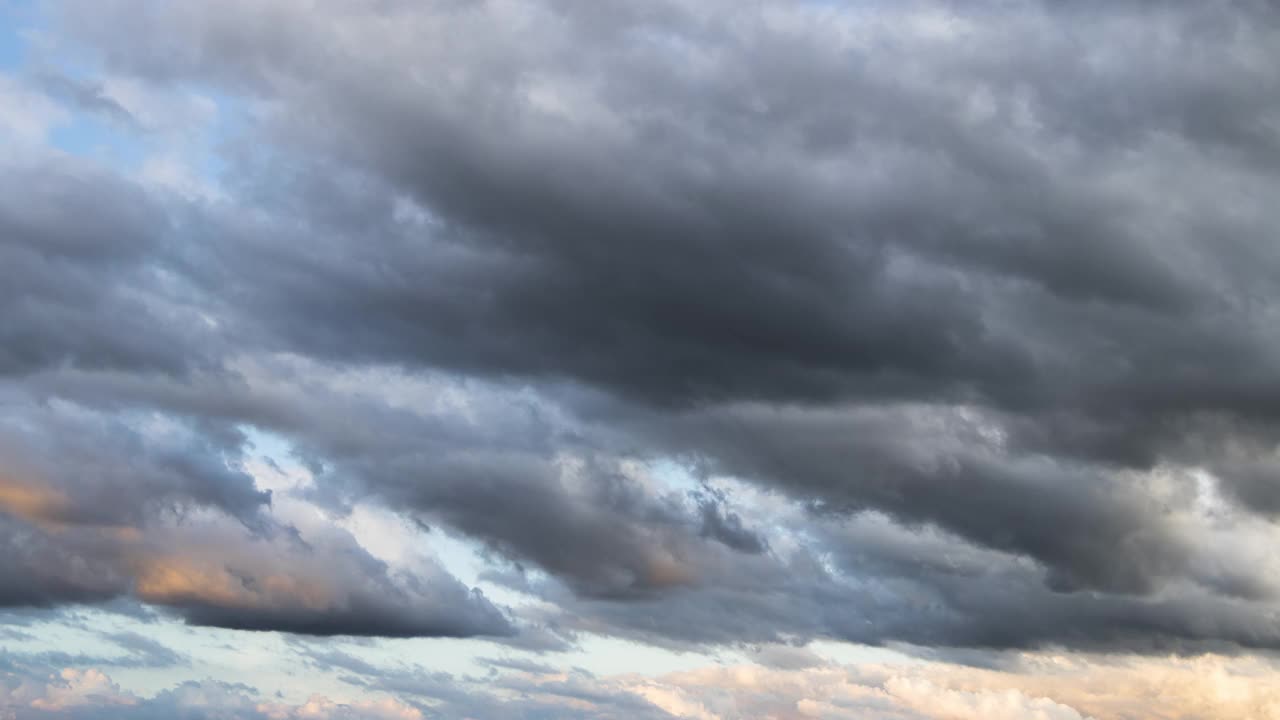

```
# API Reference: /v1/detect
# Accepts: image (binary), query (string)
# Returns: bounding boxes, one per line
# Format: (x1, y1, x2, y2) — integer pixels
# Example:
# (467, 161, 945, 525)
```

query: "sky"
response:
(2, 0, 1280, 718)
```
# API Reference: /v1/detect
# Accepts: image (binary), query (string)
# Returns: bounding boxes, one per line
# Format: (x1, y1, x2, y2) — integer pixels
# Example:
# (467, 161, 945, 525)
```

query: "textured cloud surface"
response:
(7, 651, 1280, 720)
(3, 0, 1280, 717)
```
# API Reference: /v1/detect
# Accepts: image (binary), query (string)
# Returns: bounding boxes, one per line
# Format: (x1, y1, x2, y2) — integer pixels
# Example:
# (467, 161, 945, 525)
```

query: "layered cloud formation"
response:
(3, 0, 1280, 717)
(7, 650, 1280, 720)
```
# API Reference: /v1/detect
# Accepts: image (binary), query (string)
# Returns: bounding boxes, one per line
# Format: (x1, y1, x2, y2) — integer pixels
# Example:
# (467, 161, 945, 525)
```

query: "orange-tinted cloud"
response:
(626, 653, 1280, 720)
(0, 474, 72, 527)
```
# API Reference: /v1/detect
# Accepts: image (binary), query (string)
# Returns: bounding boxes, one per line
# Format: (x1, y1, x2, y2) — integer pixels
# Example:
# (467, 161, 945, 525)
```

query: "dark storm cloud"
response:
(0, 517, 123, 608)
(0, 388, 512, 639)
(0, 505, 514, 639)
(100, 359, 767, 601)
(0, 152, 212, 378)
(809, 514, 1272, 653)
(0, 397, 268, 528)
(695, 489, 769, 555)
(53, 0, 1280, 428)
(5, 0, 1280, 657)
(519, 509, 1280, 654)
(637, 402, 1188, 594)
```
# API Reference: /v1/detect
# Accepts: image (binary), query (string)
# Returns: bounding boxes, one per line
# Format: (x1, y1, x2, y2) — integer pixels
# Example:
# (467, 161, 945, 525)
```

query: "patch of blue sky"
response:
(648, 456, 705, 494)
(563, 635, 726, 676)
(80, 609, 353, 703)
(1, 3, 240, 193)
(0, 4, 140, 166)
(0, 0, 39, 71)
(356, 635, 510, 685)
(241, 424, 542, 641)
(195, 87, 245, 182)
(0, 610, 146, 674)
(47, 110, 146, 165)
(242, 425, 298, 469)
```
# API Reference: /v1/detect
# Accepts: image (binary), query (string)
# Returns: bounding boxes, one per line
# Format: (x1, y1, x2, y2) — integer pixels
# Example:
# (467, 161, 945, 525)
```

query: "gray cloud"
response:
(0, 397, 267, 529)
(0, 652, 680, 720)
(0, 151, 220, 379)
(0, 505, 514, 639)
(0, 389, 512, 639)
(1, 0, 1279, 659)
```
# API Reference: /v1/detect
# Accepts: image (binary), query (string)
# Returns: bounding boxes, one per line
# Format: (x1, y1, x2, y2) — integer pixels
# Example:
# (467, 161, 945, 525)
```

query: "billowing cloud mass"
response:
(3, 0, 1280, 717)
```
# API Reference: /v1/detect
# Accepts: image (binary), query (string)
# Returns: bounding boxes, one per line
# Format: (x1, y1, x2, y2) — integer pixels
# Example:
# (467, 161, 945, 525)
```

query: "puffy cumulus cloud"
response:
(9, 652, 1280, 720)
(3, 668, 138, 716)
(2, 0, 1280, 684)
(0, 662, 676, 720)
(624, 664, 1090, 720)
(260, 695, 425, 720)
(614, 653, 1280, 720)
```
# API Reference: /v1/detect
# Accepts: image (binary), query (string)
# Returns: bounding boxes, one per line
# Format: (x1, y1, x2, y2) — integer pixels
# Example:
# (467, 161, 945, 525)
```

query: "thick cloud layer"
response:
(2, 0, 1280, 664)
(0, 154, 194, 377)
(0, 389, 512, 638)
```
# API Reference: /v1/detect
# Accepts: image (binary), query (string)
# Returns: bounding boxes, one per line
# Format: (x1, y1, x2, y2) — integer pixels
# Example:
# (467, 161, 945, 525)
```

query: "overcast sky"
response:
(3, 0, 1280, 718)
